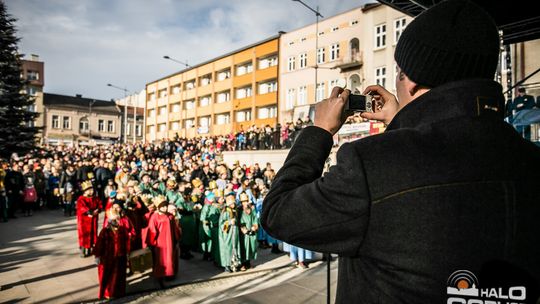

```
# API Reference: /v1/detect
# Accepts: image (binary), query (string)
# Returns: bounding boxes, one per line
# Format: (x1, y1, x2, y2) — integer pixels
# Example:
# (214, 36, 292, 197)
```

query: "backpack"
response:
(24, 186, 37, 203)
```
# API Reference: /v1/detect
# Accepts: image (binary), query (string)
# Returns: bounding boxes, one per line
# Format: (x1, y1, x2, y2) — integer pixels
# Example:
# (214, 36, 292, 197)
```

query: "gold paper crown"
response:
(208, 180, 217, 190)
(81, 181, 93, 191)
(167, 178, 177, 188)
(140, 194, 153, 206)
(192, 178, 203, 188)
(152, 195, 168, 208)
(239, 192, 250, 203)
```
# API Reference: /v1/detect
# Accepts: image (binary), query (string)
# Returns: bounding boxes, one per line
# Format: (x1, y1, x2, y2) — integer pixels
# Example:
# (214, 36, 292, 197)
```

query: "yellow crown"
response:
(81, 181, 93, 191)
(152, 195, 168, 208)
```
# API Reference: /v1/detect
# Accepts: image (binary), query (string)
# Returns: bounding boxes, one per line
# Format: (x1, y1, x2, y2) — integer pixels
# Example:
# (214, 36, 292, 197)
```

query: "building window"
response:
(217, 91, 230, 103)
(148, 92, 156, 101)
(216, 69, 231, 81)
(331, 26, 339, 32)
(330, 43, 340, 61)
(235, 109, 251, 122)
(298, 86, 307, 106)
(199, 95, 211, 107)
(148, 109, 155, 118)
(27, 70, 39, 81)
(317, 47, 325, 64)
(288, 41, 295, 46)
(316, 82, 325, 102)
(63, 116, 71, 129)
(184, 119, 194, 129)
(299, 53, 307, 69)
(318, 31, 325, 36)
(394, 18, 407, 43)
(287, 56, 295, 72)
(350, 20, 358, 26)
(215, 113, 230, 125)
(171, 121, 180, 131)
(258, 80, 277, 94)
(158, 89, 167, 98)
(79, 118, 89, 132)
(159, 106, 166, 116)
(185, 80, 196, 90)
(171, 103, 181, 113)
(158, 123, 166, 132)
(199, 116, 211, 127)
(236, 86, 252, 99)
(107, 120, 114, 133)
(301, 37, 307, 42)
(98, 119, 105, 132)
(286, 88, 295, 110)
(375, 24, 386, 48)
(28, 86, 38, 96)
(258, 55, 278, 69)
(127, 123, 131, 135)
(329, 79, 340, 88)
(236, 62, 253, 76)
(171, 85, 181, 95)
(184, 99, 195, 110)
(200, 74, 212, 86)
(257, 106, 277, 119)
(375, 66, 387, 87)
(52, 115, 60, 129)
(136, 125, 142, 137)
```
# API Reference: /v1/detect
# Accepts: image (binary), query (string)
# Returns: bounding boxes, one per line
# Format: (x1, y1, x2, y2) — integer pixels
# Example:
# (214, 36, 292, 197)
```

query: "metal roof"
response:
(377, 0, 540, 44)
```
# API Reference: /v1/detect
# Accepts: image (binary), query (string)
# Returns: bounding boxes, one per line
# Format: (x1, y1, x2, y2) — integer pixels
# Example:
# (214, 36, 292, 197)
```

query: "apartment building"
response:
(43, 93, 122, 146)
(115, 90, 146, 143)
(279, 3, 412, 124)
(146, 36, 279, 141)
(20, 54, 45, 141)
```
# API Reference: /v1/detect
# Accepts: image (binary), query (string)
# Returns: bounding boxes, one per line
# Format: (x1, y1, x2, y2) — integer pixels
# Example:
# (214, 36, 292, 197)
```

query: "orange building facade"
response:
(145, 36, 279, 141)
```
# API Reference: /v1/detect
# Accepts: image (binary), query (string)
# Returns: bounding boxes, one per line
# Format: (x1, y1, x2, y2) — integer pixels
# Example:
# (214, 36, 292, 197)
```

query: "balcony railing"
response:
(333, 51, 363, 71)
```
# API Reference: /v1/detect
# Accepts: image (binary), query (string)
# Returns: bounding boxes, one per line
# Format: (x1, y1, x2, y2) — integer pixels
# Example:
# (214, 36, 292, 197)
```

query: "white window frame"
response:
(158, 89, 167, 98)
(159, 106, 167, 116)
(287, 56, 295, 72)
(298, 86, 307, 106)
(171, 103, 181, 113)
(235, 110, 251, 122)
(299, 53, 307, 69)
(259, 81, 277, 94)
(350, 20, 358, 26)
(79, 119, 89, 132)
(200, 75, 212, 86)
(236, 86, 252, 99)
(136, 124, 142, 136)
(52, 115, 60, 129)
(217, 91, 230, 103)
(375, 24, 387, 49)
(375, 66, 387, 87)
(171, 85, 181, 95)
(215, 113, 230, 125)
(170, 121, 180, 131)
(316, 82, 325, 102)
(62, 116, 71, 129)
(107, 120, 114, 133)
(158, 123, 166, 132)
(286, 88, 295, 110)
(394, 18, 407, 44)
(217, 69, 231, 81)
(317, 47, 325, 64)
(330, 43, 340, 61)
(331, 26, 339, 32)
(257, 106, 277, 119)
(148, 109, 155, 118)
(184, 119, 194, 129)
(98, 119, 104, 132)
(199, 95, 211, 107)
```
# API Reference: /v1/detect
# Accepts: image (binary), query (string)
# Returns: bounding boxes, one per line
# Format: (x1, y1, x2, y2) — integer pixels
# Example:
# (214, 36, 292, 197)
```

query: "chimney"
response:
(76, 94, 82, 98)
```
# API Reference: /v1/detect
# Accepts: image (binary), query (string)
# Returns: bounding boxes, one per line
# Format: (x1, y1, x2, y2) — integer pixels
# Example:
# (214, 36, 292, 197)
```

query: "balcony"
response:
(333, 51, 363, 72)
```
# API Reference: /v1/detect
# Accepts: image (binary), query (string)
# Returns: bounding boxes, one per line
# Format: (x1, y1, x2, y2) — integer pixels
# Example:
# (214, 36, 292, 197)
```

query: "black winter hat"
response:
(394, 0, 500, 88)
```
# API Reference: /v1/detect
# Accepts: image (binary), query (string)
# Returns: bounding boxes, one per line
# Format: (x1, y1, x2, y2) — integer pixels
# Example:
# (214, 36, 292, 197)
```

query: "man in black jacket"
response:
(4, 163, 24, 219)
(261, 0, 540, 303)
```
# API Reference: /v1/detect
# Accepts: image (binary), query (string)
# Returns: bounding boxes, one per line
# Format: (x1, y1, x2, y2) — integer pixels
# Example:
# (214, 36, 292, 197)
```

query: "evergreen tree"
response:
(0, 0, 39, 159)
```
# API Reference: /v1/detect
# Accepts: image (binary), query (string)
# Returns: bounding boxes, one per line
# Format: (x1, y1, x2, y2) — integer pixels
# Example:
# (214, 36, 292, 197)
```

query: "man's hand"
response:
(360, 85, 400, 126)
(314, 87, 351, 135)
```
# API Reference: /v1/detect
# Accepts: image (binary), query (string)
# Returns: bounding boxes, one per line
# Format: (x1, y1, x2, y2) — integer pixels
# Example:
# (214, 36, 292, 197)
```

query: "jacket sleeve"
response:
(261, 126, 371, 256)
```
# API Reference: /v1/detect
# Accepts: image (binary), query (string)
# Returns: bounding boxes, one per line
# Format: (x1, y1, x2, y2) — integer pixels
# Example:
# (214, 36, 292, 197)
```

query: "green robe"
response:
(139, 182, 152, 194)
(177, 197, 197, 248)
(218, 207, 241, 268)
(239, 208, 258, 262)
(199, 203, 222, 262)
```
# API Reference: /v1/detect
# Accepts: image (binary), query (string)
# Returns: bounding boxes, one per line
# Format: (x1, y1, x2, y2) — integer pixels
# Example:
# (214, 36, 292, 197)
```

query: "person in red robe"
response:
(77, 181, 101, 257)
(147, 195, 181, 288)
(94, 204, 131, 300)
(102, 191, 116, 228)
(124, 191, 148, 251)
(140, 194, 155, 249)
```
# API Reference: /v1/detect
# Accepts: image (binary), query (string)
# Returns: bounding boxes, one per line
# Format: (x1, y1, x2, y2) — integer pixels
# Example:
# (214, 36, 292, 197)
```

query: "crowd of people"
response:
(0, 129, 318, 300)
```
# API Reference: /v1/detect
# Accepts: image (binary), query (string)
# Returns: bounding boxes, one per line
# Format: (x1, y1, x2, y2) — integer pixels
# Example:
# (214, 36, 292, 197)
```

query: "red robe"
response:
(125, 201, 148, 251)
(94, 223, 130, 299)
(141, 210, 154, 249)
(102, 198, 114, 228)
(147, 212, 182, 278)
(76, 195, 101, 248)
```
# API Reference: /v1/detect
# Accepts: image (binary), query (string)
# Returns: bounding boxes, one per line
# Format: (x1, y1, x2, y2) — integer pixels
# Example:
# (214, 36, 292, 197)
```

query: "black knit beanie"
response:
(394, 0, 500, 87)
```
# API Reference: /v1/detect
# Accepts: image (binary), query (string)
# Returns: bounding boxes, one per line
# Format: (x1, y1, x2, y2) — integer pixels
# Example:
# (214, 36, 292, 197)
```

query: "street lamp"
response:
(107, 83, 129, 144)
(89, 99, 96, 144)
(292, 0, 323, 103)
(163, 55, 191, 68)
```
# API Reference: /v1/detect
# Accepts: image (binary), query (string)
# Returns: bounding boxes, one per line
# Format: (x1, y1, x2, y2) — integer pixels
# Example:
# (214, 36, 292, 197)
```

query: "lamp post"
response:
(163, 55, 191, 68)
(292, 0, 323, 103)
(107, 83, 129, 144)
(89, 99, 96, 145)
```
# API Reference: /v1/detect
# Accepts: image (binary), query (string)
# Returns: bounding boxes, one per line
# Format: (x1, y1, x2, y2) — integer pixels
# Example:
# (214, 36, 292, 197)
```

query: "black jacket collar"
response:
(386, 79, 505, 131)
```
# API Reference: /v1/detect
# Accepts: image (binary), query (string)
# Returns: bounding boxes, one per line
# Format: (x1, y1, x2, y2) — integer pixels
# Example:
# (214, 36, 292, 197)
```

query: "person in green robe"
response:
(199, 191, 221, 262)
(138, 173, 152, 194)
(218, 192, 241, 272)
(238, 192, 258, 271)
(150, 179, 165, 196)
(177, 180, 196, 259)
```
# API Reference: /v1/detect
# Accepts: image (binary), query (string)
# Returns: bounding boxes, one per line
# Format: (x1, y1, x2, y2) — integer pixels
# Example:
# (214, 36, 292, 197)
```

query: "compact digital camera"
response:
(345, 94, 374, 113)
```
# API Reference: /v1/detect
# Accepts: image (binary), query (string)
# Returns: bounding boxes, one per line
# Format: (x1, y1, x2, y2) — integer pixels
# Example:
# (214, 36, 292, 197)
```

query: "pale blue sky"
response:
(7, 0, 373, 100)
